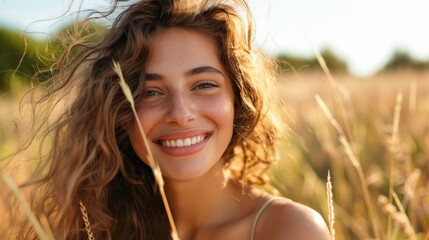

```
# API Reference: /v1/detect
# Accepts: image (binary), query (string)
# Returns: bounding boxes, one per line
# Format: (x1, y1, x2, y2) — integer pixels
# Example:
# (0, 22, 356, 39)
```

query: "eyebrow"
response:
(144, 66, 225, 80)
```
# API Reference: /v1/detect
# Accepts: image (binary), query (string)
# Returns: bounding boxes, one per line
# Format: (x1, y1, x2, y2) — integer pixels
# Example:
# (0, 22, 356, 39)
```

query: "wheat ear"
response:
(316, 95, 381, 239)
(326, 171, 335, 240)
(112, 60, 180, 240)
(79, 201, 95, 240)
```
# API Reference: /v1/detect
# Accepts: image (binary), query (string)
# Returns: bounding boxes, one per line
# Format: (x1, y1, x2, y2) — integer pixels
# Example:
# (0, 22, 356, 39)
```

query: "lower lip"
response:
(157, 135, 210, 157)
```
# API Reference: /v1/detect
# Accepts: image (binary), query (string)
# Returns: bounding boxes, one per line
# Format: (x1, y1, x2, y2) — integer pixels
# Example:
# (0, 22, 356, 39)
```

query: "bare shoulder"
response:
(254, 198, 332, 240)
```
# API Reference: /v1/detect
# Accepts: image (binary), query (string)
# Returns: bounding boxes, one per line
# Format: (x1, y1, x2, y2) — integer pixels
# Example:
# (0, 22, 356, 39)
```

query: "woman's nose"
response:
(165, 91, 196, 126)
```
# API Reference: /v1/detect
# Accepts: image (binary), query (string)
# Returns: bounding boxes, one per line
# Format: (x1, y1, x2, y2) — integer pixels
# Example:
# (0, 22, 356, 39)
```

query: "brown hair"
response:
(12, 0, 283, 239)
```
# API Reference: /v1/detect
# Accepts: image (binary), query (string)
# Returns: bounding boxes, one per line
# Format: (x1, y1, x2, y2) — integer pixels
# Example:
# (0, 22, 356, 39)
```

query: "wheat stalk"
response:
(1, 174, 54, 240)
(326, 171, 335, 240)
(315, 95, 382, 239)
(112, 60, 180, 240)
(378, 193, 416, 239)
(387, 92, 403, 239)
(391, 92, 402, 146)
(390, 190, 416, 239)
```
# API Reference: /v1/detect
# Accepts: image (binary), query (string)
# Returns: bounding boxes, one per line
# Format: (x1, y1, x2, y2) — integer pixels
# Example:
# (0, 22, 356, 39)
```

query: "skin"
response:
(129, 27, 235, 182)
(128, 28, 331, 240)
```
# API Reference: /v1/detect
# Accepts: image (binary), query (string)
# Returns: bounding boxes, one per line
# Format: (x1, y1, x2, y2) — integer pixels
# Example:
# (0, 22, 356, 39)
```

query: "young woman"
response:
(11, 0, 331, 239)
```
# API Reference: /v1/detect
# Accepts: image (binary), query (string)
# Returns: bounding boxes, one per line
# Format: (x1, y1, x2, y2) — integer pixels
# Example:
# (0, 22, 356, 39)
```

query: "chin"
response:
(161, 160, 222, 182)
(163, 168, 208, 182)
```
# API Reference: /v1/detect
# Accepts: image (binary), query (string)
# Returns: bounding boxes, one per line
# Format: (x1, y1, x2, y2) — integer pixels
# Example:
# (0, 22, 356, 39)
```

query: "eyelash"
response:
(142, 80, 218, 98)
(142, 89, 160, 97)
(195, 81, 218, 90)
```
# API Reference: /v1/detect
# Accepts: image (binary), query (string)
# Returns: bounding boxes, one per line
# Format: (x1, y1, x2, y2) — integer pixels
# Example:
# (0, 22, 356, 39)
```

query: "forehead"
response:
(146, 28, 224, 73)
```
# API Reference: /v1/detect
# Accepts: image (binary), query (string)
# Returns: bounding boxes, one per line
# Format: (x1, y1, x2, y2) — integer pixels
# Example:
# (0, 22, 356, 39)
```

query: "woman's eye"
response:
(195, 81, 218, 90)
(142, 89, 160, 97)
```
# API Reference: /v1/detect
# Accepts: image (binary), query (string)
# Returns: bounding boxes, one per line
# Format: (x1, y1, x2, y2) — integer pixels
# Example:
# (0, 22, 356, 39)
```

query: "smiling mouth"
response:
(156, 133, 211, 148)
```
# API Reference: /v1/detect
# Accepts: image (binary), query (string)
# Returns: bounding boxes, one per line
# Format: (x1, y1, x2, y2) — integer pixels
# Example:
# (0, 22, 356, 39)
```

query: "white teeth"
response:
(160, 135, 206, 148)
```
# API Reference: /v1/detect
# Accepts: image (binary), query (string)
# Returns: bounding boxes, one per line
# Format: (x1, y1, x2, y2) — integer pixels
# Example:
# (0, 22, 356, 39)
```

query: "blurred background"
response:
(0, 0, 428, 239)
(1, 0, 429, 77)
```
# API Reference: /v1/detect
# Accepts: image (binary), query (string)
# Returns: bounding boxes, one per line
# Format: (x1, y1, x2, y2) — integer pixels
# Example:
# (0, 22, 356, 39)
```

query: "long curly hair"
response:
(11, 0, 284, 239)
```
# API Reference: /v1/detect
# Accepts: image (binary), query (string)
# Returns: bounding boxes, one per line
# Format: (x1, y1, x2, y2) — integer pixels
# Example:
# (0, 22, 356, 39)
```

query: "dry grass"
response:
(1, 69, 429, 239)
(113, 61, 180, 240)
(271, 69, 429, 239)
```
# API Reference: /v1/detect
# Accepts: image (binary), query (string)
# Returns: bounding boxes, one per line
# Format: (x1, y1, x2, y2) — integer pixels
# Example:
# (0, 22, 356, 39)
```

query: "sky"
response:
(1, 0, 428, 76)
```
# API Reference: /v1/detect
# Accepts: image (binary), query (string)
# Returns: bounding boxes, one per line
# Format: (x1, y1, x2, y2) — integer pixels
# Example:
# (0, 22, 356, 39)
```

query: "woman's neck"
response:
(164, 162, 246, 237)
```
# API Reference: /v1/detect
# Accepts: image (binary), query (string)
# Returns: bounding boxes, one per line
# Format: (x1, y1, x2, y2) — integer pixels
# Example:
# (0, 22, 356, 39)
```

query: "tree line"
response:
(1, 25, 428, 92)
(276, 49, 429, 75)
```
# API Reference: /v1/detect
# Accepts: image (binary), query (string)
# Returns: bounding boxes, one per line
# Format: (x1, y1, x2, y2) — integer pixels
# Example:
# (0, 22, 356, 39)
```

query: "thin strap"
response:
(250, 197, 285, 240)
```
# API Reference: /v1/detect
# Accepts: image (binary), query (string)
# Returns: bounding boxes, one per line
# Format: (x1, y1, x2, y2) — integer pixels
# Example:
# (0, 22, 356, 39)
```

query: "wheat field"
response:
(271, 69, 429, 239)
(1, 69, 428, 239)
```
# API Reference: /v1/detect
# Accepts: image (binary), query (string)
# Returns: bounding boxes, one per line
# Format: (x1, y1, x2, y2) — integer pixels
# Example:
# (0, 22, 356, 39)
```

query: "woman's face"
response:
(128, 27, 235, 181)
